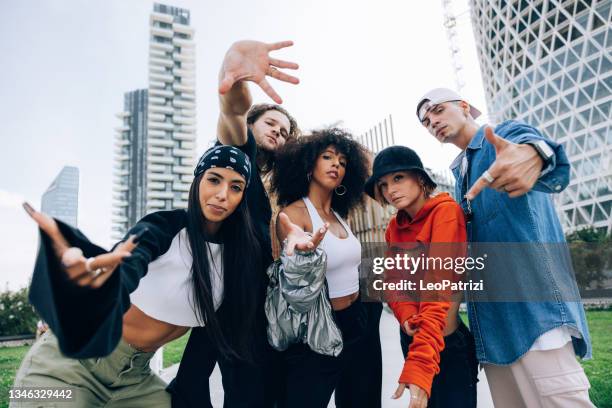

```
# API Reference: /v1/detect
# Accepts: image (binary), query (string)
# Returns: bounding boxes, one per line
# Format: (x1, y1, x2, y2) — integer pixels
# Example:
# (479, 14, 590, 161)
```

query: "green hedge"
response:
(0, 288, 38, 337)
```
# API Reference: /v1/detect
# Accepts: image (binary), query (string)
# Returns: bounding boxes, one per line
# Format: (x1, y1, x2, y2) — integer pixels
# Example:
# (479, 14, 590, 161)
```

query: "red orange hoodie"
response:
(385, 192, 467, 397)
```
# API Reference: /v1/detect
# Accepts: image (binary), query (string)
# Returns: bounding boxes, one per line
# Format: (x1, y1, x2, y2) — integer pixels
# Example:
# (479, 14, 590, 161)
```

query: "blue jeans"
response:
(400, 319, 478, 408)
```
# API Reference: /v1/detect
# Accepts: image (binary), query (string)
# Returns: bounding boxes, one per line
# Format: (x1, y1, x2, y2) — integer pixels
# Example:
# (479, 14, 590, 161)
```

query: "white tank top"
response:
(130, 228, 223, 327)
(303, 197, 361, 298)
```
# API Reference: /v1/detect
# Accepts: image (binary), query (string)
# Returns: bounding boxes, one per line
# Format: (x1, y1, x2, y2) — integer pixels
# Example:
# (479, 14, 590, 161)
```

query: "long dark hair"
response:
(271, 128, 370, 218)
(186, 172, 262, 361)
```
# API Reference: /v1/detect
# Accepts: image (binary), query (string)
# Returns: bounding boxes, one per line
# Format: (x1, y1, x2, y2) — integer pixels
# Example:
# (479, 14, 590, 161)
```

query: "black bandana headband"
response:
(194, 145, 251, 187)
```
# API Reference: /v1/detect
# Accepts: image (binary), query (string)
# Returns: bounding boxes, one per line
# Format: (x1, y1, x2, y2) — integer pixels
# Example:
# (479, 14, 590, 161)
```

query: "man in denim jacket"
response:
(416, 88, 593, 407)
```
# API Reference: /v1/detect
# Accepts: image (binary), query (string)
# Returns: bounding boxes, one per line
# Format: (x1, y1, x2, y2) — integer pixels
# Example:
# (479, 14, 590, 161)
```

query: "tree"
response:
(0, 288, 39, 337)
(566, 227, 611, 291)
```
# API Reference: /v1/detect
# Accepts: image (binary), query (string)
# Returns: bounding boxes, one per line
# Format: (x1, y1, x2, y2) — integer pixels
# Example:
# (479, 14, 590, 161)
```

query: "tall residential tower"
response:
(112, 3, 197, 240)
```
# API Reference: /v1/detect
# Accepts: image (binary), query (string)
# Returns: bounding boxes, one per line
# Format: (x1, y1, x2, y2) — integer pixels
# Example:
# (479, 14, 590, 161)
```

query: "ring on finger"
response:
(61, 247, 84, 268)
(85, 257, 97, 273)
(482, 170, 495, 183)
(90, 267, 106, 278)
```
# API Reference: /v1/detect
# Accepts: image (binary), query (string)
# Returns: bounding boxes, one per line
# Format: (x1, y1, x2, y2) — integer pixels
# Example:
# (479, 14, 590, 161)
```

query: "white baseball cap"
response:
(416, 88, 482, 122)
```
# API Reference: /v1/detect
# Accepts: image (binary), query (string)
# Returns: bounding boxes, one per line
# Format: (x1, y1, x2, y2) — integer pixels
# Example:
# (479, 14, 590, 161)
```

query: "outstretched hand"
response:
(277, 212, 328, 256)
(466, 127, 544, 200)
(23, 202, 137, 288)
(218, 40, 299, 104)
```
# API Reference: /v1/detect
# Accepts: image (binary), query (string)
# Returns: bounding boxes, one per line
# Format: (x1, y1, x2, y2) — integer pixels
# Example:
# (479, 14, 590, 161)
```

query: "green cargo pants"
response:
(10, 331, 171, 407)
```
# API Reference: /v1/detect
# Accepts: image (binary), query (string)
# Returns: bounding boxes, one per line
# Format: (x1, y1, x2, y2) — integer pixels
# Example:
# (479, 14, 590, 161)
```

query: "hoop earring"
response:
(335, 185, 347, 196)
(307, 172, 312, 182)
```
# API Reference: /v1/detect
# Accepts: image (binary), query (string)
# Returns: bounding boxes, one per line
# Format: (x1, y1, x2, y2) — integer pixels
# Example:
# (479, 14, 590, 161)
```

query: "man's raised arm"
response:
(217, 40, 299, 146)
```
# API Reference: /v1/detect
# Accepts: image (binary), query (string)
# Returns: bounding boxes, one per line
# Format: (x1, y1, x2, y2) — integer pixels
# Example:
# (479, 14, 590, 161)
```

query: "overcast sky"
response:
(0, 0, 487, 290)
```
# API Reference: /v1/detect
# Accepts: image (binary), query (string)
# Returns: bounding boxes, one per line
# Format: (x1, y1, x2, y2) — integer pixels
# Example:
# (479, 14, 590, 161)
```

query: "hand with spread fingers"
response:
(277, 212, 328, 256)
(466, 126, 544, 200)
(218, 40, 299, 104)
(23, 202, 137, 289)
(392, 383, 428, 408)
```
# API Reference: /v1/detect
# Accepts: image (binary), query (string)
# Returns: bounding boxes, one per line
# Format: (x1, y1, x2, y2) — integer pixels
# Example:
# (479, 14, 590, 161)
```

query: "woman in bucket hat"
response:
(365, 146, 478, 408)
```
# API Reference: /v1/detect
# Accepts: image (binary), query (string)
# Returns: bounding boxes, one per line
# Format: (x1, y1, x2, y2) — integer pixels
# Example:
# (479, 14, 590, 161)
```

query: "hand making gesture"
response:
(277, 212, 328, 256)
(466, 127, 545, 200)
(23, 202, 139, 289)
(218, 40, 299, 104)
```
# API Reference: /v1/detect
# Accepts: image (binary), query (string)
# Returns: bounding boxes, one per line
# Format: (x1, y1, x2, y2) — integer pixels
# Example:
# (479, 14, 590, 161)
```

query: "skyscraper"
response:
(112, 3, 197, 240)
(470, 0, 612, 234)
(41, 166, 79, 228)
(112, 89, 148, 240)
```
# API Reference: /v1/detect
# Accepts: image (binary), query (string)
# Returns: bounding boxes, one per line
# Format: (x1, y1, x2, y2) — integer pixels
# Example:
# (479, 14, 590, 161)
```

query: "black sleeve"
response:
(28, 210, 186, 358)
(216, 128, 258, 163)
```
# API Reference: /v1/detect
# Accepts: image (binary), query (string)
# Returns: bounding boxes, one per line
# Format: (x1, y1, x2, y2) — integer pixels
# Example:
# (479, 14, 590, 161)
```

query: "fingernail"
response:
(22, 202, 35, 215)
(132, 228, 148, 243)
(320, 228, 325, 233)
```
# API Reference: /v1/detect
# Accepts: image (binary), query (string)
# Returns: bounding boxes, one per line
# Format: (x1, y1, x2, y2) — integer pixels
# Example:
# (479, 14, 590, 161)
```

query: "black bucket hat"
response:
(364, 146, 437, 199)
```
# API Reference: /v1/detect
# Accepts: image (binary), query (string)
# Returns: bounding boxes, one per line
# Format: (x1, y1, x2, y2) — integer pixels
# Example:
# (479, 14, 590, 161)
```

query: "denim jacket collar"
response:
(449, 125, 487, 171)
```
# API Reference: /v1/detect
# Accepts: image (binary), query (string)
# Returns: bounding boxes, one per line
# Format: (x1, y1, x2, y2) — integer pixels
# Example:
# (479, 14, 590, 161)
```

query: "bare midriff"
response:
(122, 305, 190, 352)
(331, 291, 359, 311)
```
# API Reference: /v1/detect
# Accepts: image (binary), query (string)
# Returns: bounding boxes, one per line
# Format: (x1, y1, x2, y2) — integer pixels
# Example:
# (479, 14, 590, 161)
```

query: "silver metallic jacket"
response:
(264, 247, 343, 357)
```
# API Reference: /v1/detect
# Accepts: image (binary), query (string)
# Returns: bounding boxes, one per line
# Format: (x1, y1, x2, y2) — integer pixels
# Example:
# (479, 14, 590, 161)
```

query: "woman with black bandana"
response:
(11, 145, 323, 408)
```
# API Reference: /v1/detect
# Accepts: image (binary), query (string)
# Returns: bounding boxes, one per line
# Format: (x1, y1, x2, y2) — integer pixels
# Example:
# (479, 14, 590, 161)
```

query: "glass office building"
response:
(41, 166, 79, 228)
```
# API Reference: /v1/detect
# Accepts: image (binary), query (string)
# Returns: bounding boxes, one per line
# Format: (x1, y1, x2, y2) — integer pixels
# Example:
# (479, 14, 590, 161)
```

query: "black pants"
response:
(278, 300, 383, 408)
(168, 318, 282, 408)
(400, 319, 479, 408)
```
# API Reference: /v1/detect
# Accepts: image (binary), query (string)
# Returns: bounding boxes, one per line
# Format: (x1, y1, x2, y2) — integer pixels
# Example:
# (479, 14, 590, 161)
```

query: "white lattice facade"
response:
(470, 0, 612, 234)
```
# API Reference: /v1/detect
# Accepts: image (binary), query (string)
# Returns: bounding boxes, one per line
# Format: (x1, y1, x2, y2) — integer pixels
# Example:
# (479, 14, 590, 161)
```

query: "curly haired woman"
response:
(269, 128, 383, 408)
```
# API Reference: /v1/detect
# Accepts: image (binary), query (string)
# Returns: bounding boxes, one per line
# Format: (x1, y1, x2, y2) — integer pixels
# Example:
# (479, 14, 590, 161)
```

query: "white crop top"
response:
(303, 197, 361, 298)
(129, 228, 223, 327)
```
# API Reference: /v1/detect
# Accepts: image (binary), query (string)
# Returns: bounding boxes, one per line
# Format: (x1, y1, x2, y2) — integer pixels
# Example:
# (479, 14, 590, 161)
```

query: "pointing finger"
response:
(23, 202, 70, 253)
(87, 251, 132, 271)
(465, 175, 489, 201)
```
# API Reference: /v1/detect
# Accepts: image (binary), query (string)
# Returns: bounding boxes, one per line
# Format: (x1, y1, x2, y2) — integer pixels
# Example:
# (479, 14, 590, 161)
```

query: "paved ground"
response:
(160, 310, 494, 407)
